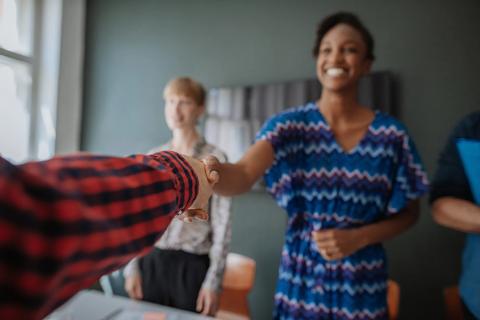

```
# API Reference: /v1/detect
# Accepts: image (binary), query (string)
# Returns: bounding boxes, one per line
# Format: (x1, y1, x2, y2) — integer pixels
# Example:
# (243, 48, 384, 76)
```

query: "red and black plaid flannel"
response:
(0, 151, 198, 319)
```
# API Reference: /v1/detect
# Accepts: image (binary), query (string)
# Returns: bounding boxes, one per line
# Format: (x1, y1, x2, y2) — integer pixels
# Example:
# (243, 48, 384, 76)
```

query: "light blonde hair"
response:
(163, 77, 206, 106)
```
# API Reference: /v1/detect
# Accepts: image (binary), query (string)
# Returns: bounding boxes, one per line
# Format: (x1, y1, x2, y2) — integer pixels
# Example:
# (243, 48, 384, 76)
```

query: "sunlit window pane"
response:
(0, 0, 34, 56)
(0, 55, 31, 162)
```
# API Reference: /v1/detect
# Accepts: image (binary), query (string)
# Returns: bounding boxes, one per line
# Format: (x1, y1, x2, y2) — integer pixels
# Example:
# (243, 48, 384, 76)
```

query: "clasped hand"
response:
(312, 228, 365, 261)
(177, 155, 220, 222)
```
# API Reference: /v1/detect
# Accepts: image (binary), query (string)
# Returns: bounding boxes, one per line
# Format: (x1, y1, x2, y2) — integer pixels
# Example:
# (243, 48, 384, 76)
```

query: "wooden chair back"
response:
(216, 253, 256, 320)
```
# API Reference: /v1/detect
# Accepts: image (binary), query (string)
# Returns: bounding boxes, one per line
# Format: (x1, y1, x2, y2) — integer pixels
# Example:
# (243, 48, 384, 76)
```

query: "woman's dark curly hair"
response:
(312, 12, 375, 61)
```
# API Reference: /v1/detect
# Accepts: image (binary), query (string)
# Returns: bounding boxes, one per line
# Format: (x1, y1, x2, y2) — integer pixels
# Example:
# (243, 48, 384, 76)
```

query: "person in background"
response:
(124, 77, 232, 316)
(430, 111, 480, 320)
(0, 150, 218, 320)
(202, 12, 429, 319)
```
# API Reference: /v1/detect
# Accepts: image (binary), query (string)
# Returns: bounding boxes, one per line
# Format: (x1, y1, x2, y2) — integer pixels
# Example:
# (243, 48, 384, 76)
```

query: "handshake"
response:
(178, 155, 221, 222)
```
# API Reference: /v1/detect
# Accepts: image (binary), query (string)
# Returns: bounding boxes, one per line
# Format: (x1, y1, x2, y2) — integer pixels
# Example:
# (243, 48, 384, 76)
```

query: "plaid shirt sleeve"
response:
(0, 151, 198, 320)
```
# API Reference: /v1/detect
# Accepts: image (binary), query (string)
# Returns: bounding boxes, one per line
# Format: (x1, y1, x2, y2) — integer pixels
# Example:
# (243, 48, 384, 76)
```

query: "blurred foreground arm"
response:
(0, 151, 216, 319)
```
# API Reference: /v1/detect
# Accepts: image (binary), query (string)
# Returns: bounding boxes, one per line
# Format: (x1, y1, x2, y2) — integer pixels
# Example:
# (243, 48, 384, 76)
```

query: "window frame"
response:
(0, 0, 36, 162)
(0, 0, 85, 162)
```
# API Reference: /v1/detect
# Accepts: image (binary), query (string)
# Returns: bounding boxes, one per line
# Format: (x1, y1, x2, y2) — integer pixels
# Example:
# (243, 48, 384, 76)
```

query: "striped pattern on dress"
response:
(256, 102, 429, 320)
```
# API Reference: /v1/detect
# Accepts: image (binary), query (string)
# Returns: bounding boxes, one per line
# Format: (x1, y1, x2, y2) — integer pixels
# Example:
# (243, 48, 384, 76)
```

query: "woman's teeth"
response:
(326, 68, 346, 77)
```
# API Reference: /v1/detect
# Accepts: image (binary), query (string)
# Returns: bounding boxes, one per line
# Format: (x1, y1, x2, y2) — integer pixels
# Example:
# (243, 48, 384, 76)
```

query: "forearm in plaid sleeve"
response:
(0, 151, 198, 319)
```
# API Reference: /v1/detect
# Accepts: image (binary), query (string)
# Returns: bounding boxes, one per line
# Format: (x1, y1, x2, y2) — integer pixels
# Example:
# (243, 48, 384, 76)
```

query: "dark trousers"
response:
(139, 248, 209, 312)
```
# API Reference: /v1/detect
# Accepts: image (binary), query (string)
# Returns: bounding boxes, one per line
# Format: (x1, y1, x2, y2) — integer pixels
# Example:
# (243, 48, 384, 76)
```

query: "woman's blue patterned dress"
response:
(256, 102, 429, 320)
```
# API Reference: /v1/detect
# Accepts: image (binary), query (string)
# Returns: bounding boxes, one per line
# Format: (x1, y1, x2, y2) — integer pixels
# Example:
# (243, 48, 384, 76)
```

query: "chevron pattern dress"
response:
(256, 102, 429, 320)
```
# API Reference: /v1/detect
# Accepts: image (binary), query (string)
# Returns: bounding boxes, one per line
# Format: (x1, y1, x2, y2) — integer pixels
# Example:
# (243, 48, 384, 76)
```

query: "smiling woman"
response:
(203, 11, 429, 320)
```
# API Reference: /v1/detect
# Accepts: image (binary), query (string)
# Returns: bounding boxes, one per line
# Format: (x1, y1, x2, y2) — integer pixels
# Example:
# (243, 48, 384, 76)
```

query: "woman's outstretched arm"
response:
(206, 140, 274, 196)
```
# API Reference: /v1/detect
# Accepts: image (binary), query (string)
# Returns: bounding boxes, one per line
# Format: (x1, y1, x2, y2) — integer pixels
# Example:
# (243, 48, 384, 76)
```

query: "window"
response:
(0, 0, 84, 162)
(0, 0, 35, 162)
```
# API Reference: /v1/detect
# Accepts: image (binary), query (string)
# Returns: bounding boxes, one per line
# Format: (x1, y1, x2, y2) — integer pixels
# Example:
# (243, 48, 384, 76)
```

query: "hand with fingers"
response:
(312, 228, 366, 261)
(196, 287, 219, 316)
(124, 273, 143, 300)
(177, 155, 220, 222)
(201, 155, 222, 173)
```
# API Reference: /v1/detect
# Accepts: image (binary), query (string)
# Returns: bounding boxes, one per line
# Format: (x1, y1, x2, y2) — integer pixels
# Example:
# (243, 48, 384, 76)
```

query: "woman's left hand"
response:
(196, 287, 219, 316)
(312, 228, 365, 261)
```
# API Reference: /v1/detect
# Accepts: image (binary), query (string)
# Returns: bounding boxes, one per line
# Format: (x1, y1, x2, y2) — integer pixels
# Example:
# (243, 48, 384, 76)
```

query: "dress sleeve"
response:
(387, 130, 429, 215)
(255, 112, 290, 158)
(201, 193, 232, 291)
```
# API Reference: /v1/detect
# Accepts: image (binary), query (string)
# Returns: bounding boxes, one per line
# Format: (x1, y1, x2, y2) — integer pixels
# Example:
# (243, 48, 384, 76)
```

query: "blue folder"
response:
(457, 139, 480, 204)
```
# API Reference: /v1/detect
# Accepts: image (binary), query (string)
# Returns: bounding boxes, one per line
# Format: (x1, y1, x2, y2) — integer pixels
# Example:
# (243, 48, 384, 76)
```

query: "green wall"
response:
(82, 1, 480, 318)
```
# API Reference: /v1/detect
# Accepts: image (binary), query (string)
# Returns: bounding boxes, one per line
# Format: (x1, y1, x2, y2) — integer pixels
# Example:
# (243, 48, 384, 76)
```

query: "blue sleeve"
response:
(387, 129, 429, 215)
(255, 112, 290, 159)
